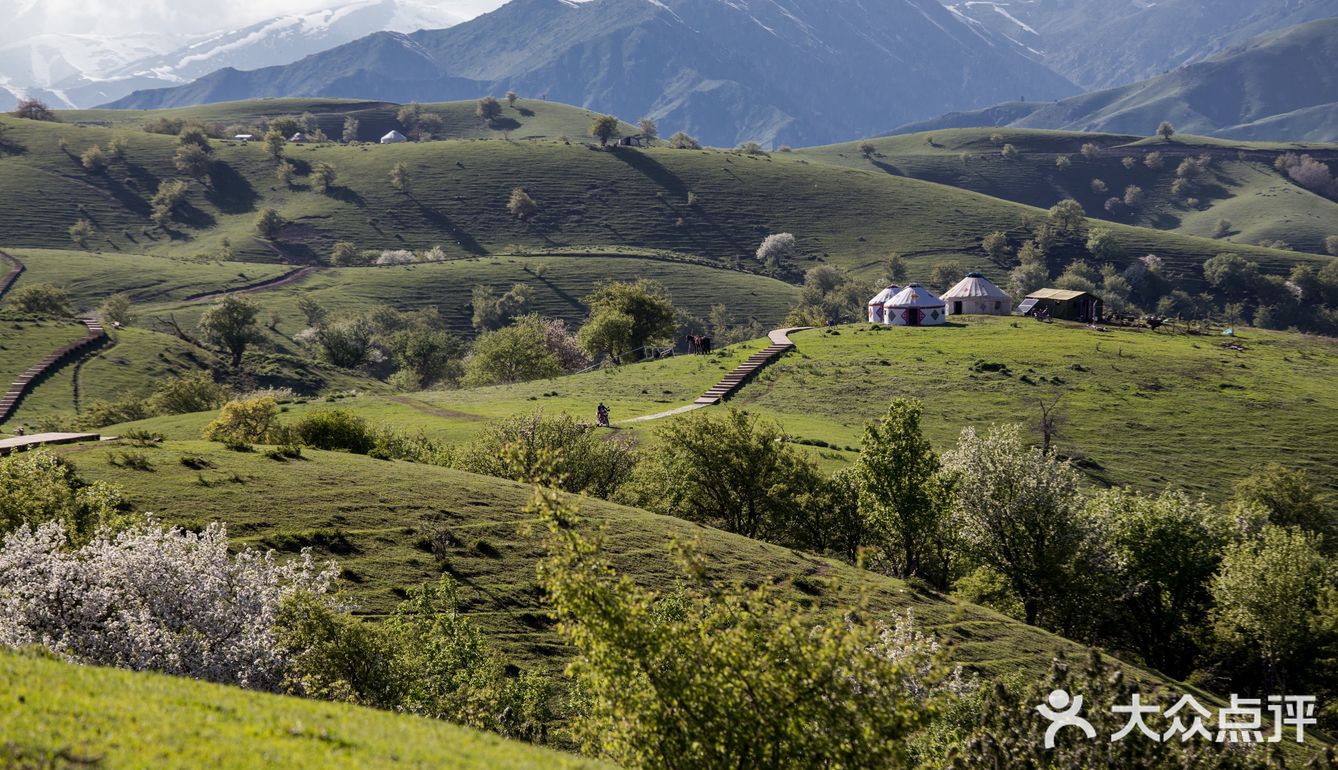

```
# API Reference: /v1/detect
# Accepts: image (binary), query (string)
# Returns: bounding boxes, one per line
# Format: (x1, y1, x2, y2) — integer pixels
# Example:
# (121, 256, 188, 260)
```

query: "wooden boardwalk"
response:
(0, 250, 22, 299)
(693, 327, 810, 406)
(0, 318, 108, 425)
(0, 432, 103, 456)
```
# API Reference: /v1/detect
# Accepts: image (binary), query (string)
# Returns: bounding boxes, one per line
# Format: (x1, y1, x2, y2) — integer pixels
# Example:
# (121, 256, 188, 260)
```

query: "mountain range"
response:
(102, 0, 1078, 148)
(0, 0, 462, 108)
(894, 17, 1338, 143)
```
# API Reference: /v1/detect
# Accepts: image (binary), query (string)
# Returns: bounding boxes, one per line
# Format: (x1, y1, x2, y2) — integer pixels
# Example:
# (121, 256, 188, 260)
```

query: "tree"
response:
(68, 219, 94, 249)
(1090, 178, 1107, 194)
(1213, 218, 1233, 239)
(341, 115, 359, 143)
(590, 115, 620, 147)
(177, 125, 212, 151)
(1202, 253, 1259, 299)
(313, 316, 375, 369)
(311, 162, 337, 194)
(507, 187, 538, 220)
(198, 295, 263, 367)
(173, 143, 212, 181)
(855, 399, 947, 584)
(505, 90, 518, 107)
(99, 293, 133, 326)
(1156, 120, 1176, 140)
(981, 231, 1011, 263)
(668, 131, 701, 150)
(1085, 227, 1121, 262)
(756, 232, 798, 269)
(885, 253, 909, 284)
(623, 409, 825, 543)
(1008, 257, 1050, 300)
(1000, 143, 1019, 160)
(1047, 199, 1087, 238)
(7, 283, 69, 316)
(1212, 525, 1330, 690)
(388, 328, 463, 388)
(1085, 489, 1224, 676)
(389, 161, 410, 194)
(476, 96, 503, 124)
(274, 160, 296, 188)
(1326, 235, 1338, 256)
(80, 145, 107, 173)
(1054, 155, 1072, 170)
(0, 450, 122, 545)
(471, 283, 532, 331)
(263, 130, 286, 160)
(860, 142, 878, 159)
(1232, 463, 1334, 539)
(941, 424, 1087, 627)
(147, 372, 230, 415)
(638, 118, 657, 141)
(455, 410, 636, 499)
(255, 208, 286, 239)
(1081, 142, 1100, 160)
(463, 316, 564, 386)
(928, 261, 965, 292)
(149, 179, 189, 226)
(1123, 184, 1146, 208)
(330, 241, 361, 266)
(578, 279, 676, 362)
(534, 484, 945, 770)
(1144, 151, 1164, 169)
(12, 98, 56, 121)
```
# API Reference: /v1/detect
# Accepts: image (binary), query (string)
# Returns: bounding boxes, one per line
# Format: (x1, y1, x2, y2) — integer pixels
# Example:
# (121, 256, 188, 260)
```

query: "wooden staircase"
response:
(0, 318, 108, 424)
(0, 250, 22, 299)
(694, 327, 810, 406)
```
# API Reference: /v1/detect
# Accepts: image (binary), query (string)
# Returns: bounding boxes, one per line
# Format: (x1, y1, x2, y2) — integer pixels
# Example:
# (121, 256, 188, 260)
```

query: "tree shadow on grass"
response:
(407, 194, 487, 255)
(324, 185, 366, 207)
(205, 161, 259, 214)
(609, 148, 688, 197)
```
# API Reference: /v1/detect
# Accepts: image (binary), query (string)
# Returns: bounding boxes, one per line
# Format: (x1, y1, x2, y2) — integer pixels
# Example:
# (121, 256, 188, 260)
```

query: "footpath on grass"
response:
(621, 327, 810, 424)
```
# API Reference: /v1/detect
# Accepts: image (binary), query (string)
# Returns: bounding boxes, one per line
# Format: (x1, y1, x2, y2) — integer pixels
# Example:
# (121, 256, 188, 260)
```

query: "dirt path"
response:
(183, 266, 322, 303)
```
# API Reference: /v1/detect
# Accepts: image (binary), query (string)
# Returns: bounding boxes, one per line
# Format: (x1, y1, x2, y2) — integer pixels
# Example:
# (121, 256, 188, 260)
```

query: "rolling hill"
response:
(101, 0, 1077, 147)
(0, 650, 607, 770)
(897, 18, 1338, 143)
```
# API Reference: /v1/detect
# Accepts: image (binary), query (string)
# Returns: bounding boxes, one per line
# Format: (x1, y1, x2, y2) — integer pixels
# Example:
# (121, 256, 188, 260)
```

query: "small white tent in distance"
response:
(867, 285, 901, 323)
(941, 272, 1012, 316)
(380, 130, 408, 144)
(883, 283, 946, 326)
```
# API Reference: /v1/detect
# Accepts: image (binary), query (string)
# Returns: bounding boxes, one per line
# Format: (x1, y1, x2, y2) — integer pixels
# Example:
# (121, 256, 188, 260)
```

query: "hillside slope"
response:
(102, 0, 1076, 147)
(898, 18, 1338, 142)
(0, 651, 606, 770)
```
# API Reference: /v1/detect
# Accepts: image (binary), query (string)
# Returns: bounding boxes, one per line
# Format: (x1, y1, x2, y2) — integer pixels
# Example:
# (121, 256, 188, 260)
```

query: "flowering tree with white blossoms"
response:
(0, 520, 337, 690)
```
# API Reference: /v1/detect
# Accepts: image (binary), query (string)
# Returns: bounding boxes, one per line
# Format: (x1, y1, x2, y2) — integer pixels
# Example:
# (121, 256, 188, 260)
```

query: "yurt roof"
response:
(867, 285, 901, 306)
(941, 272, 1010, 300)
(885, 283, 945, 308)
(381, 130, 407, 141)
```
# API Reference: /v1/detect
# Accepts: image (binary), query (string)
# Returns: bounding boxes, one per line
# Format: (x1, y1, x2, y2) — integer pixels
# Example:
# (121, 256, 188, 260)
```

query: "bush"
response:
(454, 410, 636, 498)
(1000, 143, 1019, 160)
(291, 409, 375, 454)
(69, 219, 95, 249)
(756, 232, 798, 268)
(507, 187, 538, 220)
(1327, 235, 1338, 257)
(464, 316, 563, 386)
(80, 145, 107, 173)
(6, 283, 70, 315)
(0, 450, 123, 545)
(668, 131, 701, 150)
(203, 397, 281, 444)
(255, 207, 286, 239)
(147, 372, 230, 415)
(0, 520, 336, 691)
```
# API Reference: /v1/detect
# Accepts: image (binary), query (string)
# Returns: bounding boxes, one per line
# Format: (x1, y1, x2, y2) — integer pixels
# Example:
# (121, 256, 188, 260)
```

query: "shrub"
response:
(756, 232, 798, 268)
(80, 145, 107, 173)
(291, 409, 375, 454)
(108, 450, 153, 471)
(1144, 151, 1164, 169)
(454, 410, 636, 498)
(668, 132, 701, 150)
(255, 207, 286, 239)
(7, 283, 70, 315)
(147, 371, 230, 415)
(1000, 143, 1019, 160)
(1090, 178, 1107, 193)
(1213, 218, 1232, 239)
(463, 316, 563, 386)
(0, 450, 123, 545)
(1054, 155, 1071, 169)
(99, 292, 133, 326)
(0, 520, 336, 691)
(69, 219, 94, 249)
(1080, 142, 1100, 160)
(1328, 235, 1338, 257)
(12, 98, 57, 121)
(311, 162, 337, 194)
(203, 397, 281, 444)
(507, 187, 538, 220)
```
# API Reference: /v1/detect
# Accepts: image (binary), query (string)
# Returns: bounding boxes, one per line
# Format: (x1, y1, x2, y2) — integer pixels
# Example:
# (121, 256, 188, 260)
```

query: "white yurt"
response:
(882, 283, 947, 326)
(941, 272, 1013, 316)
(289, 132, 309, 144)
(866, 285, 901, 323)
(380, 130, 408, 144)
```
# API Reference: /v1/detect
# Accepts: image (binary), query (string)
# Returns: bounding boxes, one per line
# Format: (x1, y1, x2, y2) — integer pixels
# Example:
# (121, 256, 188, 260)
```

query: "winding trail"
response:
(621, 327, 810, 424)
(183, 265, 322, 303)
(0, 318, 108, 425)
(0, 250, 23, 299)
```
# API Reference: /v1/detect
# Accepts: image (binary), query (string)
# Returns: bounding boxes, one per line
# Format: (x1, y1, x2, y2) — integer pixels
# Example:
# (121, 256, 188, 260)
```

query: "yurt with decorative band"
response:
(941, 272, 1012, 316)
(882, 283, 946, 326)
(866, 285, 901, 323)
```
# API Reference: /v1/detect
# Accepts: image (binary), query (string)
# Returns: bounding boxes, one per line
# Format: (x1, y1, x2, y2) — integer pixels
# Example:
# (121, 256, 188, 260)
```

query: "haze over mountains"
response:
(896, 17, 1338, 143)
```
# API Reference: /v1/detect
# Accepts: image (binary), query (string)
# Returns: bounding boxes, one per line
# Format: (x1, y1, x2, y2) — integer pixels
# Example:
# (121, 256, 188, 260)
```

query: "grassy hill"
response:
(60, 98, 636, 145)
(0, 111, 1323, 283)
(798, 128, 1338, 255)
(0, 651, 607, 770)
(107, 317, 1338, 499)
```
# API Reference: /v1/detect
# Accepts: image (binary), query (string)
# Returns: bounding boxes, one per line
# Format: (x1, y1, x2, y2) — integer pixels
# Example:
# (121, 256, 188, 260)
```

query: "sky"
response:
(1, 0, 507, 40)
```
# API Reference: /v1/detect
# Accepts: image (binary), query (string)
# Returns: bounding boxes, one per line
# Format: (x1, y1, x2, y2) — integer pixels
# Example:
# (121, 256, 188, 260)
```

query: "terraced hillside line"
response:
(0, 250, 22, 299)
(183, 266, 321, 302)
(623, 327, 812, 423)
(0, 318, 107, 424)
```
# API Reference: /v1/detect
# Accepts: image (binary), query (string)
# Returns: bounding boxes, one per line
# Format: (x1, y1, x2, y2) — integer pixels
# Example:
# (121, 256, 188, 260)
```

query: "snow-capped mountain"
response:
(0, 0, 463, 108)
